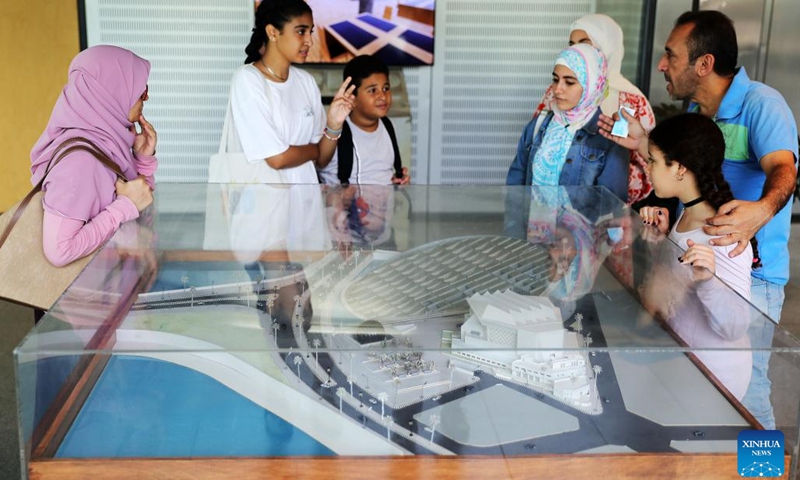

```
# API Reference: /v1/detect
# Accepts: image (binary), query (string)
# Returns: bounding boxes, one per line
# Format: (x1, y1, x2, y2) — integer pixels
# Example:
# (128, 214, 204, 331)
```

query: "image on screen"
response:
(261, 0, 435, 66)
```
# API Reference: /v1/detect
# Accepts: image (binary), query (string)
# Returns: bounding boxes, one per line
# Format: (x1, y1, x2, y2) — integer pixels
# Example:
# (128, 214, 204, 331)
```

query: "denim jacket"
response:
(506, 108, 628, 201)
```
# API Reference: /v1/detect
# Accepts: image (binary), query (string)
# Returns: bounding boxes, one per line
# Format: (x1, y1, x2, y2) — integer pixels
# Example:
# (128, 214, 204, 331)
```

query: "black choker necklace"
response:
(683, 196, 704, 208)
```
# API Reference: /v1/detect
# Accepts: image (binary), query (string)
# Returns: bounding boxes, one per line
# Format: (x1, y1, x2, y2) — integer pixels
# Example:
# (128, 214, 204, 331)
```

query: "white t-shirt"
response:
(228, 64, 325, 184)
(318, 117, 395, 185)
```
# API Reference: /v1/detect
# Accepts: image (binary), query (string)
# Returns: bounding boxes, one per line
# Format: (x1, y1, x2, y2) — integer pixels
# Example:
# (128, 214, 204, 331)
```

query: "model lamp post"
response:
(181, 276, 189, 291)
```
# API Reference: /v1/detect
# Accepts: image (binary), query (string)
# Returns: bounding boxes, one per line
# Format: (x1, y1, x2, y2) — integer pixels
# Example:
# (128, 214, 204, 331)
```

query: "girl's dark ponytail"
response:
(245, 26, 267, 64)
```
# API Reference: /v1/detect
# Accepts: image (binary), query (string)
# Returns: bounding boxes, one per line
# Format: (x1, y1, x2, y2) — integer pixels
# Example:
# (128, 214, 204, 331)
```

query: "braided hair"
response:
(244, 0, 312, 64)
(649, 113, 761, 268)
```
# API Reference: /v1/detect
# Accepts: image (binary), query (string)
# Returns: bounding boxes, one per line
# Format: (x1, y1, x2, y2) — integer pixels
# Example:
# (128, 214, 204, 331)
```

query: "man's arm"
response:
(705, 149, 797, 256)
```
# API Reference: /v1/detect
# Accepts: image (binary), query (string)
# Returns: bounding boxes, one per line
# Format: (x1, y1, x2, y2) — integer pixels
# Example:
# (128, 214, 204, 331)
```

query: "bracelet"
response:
(323, 130, 341, 141)
(324, 125, 343, 135)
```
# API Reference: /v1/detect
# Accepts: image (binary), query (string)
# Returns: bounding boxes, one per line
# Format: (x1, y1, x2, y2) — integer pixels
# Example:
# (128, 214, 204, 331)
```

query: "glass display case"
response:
(14, 184, 800, 479)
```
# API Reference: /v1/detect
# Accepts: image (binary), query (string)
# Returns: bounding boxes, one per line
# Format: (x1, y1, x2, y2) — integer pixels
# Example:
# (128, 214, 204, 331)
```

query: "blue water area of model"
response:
(56, 355, 334, 458)
(150, 261, 299, 292)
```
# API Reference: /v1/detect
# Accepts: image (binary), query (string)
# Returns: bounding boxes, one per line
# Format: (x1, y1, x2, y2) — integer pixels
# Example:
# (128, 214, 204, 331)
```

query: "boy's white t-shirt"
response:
(318, 117, 395, 185)
(228, 64, 325, 184)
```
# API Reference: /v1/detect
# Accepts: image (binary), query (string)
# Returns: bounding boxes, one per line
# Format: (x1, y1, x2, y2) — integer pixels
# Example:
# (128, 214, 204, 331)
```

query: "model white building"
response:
(451, 290, 593, 409)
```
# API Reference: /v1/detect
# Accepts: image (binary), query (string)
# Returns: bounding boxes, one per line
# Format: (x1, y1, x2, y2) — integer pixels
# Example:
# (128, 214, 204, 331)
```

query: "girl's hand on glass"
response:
(639, 206, 669, 234)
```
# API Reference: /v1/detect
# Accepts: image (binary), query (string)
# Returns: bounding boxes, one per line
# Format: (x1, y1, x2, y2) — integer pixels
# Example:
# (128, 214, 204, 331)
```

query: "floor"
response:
(1, 225, 799, 479)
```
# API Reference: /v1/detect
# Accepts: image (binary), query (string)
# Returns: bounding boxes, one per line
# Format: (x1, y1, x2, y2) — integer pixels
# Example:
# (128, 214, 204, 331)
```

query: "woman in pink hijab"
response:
(30, 45, 157, 267)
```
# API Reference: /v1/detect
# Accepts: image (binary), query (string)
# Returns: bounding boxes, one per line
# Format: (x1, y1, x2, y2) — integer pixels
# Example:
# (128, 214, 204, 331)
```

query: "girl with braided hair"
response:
(640, 112, 759, 279)
(638, 112, 755, 399)
(226, 0, 355, 184)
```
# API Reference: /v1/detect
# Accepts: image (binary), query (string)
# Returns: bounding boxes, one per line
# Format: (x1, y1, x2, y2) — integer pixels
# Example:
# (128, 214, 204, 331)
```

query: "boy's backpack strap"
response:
(381, 117, 403, 179)
(337, 121, 354, 185)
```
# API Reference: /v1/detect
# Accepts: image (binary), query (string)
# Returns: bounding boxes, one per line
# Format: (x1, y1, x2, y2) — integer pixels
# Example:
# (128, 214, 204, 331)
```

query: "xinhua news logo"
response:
(738, 430, 784, 477)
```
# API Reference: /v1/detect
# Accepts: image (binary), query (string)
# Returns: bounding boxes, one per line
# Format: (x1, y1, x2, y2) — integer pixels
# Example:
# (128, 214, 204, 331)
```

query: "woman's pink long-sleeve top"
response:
(41, 151, 156, 267)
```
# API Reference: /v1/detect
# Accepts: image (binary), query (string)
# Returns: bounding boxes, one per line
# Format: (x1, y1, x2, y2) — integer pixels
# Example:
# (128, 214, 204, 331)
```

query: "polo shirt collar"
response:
(716, 67, 749, 121)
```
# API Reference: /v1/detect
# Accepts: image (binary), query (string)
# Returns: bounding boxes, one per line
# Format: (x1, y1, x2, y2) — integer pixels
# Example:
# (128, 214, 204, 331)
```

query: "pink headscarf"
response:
(30, 45, 150, 216)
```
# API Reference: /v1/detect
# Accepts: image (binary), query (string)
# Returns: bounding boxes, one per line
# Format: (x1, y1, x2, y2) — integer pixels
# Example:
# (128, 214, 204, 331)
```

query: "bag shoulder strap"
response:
(337, 121, 355, 185)
(218, 95, 233, 155)
(380, 117, 403, 179)
(218, 73, 271, 155)
(0, 138, 126, 250)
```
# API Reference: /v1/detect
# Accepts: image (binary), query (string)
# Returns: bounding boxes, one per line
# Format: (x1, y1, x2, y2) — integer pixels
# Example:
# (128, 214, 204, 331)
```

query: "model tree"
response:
(312, 338, 322, 367)
(293, 354, 303, 380)
(271, 321, 280, 338)
(428, 414, 441, 443)
(592, 364, 603, 408)
(336, 387, 346, 413)
(377, 391, 389, 417)
(382, 414, 394, 441)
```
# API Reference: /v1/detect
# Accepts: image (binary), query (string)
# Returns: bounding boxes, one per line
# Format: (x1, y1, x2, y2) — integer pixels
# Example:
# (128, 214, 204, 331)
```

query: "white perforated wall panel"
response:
(428, 0, 593, 184)
(402, 66, 433, 184)
(84, 0, 253, 183)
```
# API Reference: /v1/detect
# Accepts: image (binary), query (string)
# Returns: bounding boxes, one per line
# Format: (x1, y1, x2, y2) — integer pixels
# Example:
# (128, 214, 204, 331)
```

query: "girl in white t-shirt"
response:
(229, 0, 355, 184)
(638, 113, 759, 399)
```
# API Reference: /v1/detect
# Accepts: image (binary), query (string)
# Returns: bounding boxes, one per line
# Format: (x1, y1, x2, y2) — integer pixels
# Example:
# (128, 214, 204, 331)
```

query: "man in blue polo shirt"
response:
(600, 10, 797, 430)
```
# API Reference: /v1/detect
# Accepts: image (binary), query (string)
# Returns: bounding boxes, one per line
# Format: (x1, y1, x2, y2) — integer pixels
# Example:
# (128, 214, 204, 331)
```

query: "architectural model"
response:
(63, 234, 749, 459)
(450, 290, 594, 411)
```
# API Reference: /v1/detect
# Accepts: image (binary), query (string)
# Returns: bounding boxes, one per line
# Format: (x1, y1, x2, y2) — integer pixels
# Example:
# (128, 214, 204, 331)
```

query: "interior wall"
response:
(0, 1, 79, 212)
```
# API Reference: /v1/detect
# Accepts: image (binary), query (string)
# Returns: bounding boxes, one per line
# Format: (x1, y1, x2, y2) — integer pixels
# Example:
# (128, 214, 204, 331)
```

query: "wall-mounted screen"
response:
(302, 0, 435, 65)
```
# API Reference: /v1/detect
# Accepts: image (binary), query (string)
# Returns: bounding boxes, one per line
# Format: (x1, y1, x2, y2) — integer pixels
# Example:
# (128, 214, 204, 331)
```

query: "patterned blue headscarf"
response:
(532, 44, 608, 187)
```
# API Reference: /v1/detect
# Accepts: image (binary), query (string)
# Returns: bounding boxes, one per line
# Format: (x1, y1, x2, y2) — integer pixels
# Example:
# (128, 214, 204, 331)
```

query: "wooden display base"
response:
(29, 454, 791, 480)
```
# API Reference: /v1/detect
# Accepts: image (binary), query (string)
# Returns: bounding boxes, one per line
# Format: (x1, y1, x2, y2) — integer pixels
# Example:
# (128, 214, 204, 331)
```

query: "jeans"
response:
(741, 277, 785, 430)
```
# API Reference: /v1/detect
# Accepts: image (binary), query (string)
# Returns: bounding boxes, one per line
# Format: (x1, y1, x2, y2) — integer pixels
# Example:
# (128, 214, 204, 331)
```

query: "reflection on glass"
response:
(638, 230, 752, 400)
(14, 185, 800, 473)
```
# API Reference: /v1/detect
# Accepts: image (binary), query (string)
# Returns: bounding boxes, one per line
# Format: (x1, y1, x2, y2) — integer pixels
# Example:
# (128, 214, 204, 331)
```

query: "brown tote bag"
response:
(0, 138, 126, 310)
